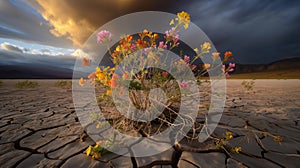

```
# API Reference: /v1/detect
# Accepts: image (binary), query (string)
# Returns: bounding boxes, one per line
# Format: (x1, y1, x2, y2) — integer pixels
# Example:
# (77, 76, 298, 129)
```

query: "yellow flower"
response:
(177, 11, 190, 29)
(106, 89, 112, 96)
(170, 19, 174, 25)
(79, 77, 85, 86)
(232, 147, 242, 153)
(95, 67, 106, 80)
(116, 45, 121, 52)
(97, 73, 106, 80)
(273, 136, 282, 142)
(225, 131, 233, 140)
(201, 42, 211, 53)
(86, 146, 92, 156)
(194, 48, 199, 54)
(212, 52, 220, 60)
(96, 122, 102, 129)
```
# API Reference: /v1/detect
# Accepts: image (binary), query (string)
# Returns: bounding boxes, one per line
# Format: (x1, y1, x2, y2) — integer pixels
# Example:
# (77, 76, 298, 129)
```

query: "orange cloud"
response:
(32, 0, 176, 47)
(35, 0, 96, 47)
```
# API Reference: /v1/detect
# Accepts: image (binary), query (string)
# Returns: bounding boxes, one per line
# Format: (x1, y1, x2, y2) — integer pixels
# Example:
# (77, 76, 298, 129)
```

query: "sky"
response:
(0, 0, 300, 71)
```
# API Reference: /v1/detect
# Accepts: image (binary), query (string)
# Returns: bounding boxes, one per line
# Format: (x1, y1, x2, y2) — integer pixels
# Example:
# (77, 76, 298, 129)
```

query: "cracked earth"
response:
(0, 80, 299, 168)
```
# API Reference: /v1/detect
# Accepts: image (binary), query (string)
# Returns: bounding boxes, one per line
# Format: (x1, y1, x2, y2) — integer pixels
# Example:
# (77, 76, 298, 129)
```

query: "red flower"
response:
(162, 71, 168, 78)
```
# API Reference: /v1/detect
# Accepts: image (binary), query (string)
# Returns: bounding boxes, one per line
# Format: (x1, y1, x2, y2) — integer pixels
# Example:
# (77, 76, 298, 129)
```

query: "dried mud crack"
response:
(0, 80, 299, 167)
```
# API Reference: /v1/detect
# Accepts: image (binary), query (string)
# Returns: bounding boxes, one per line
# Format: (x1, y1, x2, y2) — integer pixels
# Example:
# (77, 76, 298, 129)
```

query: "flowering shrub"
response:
(16, 80, 39, 89)
(54, 80, 72, 89)
(79, 12, 239, 158)
(81, 11, 239, 158)
(79, 11, 284, 159)
(241, 80, 255, 93)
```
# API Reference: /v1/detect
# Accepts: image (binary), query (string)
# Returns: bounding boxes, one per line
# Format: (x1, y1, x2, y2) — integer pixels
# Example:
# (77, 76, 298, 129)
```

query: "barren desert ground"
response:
(0, 79, 299, 168)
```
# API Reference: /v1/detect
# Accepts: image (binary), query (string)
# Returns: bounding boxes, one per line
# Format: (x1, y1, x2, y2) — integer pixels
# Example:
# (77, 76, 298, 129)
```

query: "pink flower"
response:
(225, 72, 230, 78)
(229, 63, 235, 68)
(173, 35, 180, 46)
(162, 71, 168, 78)
(222, 65, 226, 72)
(158, 41, 167, 49)
(143, 47, 151, 53)
(184, 55, 190, 62)
(165, 27, 176, 36)
(97, 30, 113, 44)
(165, 27, 179, 39)
(179, 81, 190, 88)
(185, 62, 189, 67)
(130, 44, 136, 51)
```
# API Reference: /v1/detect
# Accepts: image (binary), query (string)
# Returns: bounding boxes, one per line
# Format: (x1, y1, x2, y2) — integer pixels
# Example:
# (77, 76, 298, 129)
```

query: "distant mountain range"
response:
(0, 57, 299, 79)
(233, 57, 300, 74)
(0, 65, 75, 79)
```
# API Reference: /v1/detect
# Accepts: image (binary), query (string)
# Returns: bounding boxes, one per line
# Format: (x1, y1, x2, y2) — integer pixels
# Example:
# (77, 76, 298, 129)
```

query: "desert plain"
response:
(0, 79, 299, 168)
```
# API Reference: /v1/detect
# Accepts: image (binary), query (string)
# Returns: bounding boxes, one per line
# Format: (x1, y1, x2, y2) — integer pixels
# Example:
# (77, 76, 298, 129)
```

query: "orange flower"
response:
(141, 29, 152, 37)
(110, 79, 117, 88)
(203, 63, 211, 69)
(94, 154, 101, 159)
(126, 35, 133, 42)
(112, 73, 119, 80)
(88, 72, 96, 84)
(136, 39, 147, 48)
(79, 77, 85, 86)
(82, 57, 90, 67)
(153, 34, 159, 39)
(224, 51, 233, 61)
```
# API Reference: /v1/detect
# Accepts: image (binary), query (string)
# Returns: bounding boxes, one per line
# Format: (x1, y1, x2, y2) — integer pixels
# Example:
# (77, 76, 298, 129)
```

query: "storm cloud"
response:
(0, 0, 72, 48)
(0, 0, 299, 64)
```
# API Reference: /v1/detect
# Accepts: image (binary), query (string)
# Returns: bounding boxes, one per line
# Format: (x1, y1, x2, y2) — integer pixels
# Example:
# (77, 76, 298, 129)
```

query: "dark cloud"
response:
(0, 47, 76, 69)
(1, 0, 299, 64)
(180, 0, 300, 63)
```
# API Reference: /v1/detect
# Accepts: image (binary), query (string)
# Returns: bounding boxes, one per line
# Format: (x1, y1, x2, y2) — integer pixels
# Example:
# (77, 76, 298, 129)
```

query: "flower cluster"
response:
(170, 11, 191, 29)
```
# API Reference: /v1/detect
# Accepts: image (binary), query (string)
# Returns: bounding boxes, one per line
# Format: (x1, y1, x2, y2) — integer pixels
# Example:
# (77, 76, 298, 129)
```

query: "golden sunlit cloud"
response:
(71, 49, 89, 58)
(35, 0, 96, 47)
(31, 0, 173, 47)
